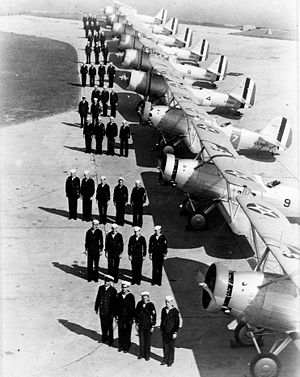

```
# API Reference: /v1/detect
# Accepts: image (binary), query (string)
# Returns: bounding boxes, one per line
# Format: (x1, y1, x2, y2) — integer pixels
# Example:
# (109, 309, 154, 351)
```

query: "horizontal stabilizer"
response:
(229, 77, 256, 108)
(176, 27, 193, 47)
(207, 55, 228, 81)
(191, 39, 209, 61)
(261, 117, 292, 151)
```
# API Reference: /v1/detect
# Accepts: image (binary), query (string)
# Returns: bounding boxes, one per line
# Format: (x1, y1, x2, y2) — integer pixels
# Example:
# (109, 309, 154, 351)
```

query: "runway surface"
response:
(0, 15, 299, 377)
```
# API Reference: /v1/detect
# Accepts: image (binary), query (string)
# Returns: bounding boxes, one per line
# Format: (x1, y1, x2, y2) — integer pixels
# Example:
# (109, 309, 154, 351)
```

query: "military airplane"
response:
(198, 194, 300, 377)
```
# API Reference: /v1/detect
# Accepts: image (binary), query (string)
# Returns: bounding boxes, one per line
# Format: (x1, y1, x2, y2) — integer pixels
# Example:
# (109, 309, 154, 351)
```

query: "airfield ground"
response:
(0, 15, 299, 377)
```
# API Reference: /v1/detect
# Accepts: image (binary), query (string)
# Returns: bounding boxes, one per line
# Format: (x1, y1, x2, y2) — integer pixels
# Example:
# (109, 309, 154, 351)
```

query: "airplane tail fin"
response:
(228, 77, 256, 108)
(207, 55, 228, 81)
(163, 17, 179, 35)
(191, 39, 209, 61)
(261, 117, 292, 151)
(175, 27, 193, 47)
(154, 8, 168, 24)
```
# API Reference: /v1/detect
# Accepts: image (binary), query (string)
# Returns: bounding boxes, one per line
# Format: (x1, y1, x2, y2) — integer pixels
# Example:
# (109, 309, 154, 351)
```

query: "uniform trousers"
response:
(108, 76, 114, 88)
(80, 113, 87, 126)
(110, 104, 117, 117)
(131, 258, 143, 284)
(102, 102, 108, 116)
(152, 258, 163, 286)
(107, 256, 120, 283)
(95, 137, 103, 154)
(120, 138, 129, 157)
(99, 76, 104, 87)
(86, 53, 91, 64)
(107, 138, 115, 155)
(82, 197, 92, 221)
(81, 75, 87, 87)
(68, 197, 78, 219)
(85, 135, 92, 153)
(98, 202, 108, 224)
(90, 76, 95, 87)
(87, 252, 99, 281)
(139, 329, 152, 359)
(118, 319, 132, 351)
(100, 314, 114, 344)
(115, 202, 125, 225)
(162, 333, 175, 365)
(132, 205, 143, 227)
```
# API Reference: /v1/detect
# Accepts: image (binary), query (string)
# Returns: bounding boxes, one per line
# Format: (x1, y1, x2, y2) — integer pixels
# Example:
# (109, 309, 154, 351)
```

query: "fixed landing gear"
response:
(250, 353, 281, 377)
(180, 195, 216, 230)
(233, 322, 263, 348)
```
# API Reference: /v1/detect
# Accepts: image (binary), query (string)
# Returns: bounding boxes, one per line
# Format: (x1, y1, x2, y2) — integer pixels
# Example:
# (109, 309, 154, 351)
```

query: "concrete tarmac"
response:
(0, 16, 299, 377)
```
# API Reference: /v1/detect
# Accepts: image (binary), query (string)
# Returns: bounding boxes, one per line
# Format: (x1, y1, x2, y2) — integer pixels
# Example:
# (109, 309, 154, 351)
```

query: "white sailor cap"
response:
(141, 291, 150, 296)
(92, 219, 99, 225)
(135, 179, 141, 185)
(70, 169, 76, 174)
(133, 226, 140, 232)
(84, 170, 90, 175)
(154, 225, 161, 231)
(165, 295, 174, 302)
(104, 274, 114, 281)
(110, 116, 114, 120)
(121, 281, 130, 287)
(111, 223, 118, 229)
(118, 177, 124, 182)
(100, 175, 106, 180)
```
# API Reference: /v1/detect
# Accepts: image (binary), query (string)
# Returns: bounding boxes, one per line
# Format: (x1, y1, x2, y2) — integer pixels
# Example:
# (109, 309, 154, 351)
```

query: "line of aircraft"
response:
(102, 2, 299, 376)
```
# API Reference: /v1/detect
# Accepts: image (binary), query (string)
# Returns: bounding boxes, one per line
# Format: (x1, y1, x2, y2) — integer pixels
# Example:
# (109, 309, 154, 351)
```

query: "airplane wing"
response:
(237, 194, 300, 291)
(192, 120, 264, 192)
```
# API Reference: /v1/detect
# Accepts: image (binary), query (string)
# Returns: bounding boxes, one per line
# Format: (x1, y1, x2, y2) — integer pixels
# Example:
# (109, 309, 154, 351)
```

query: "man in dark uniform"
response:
(98, 62, 106, 87)
(78, 96, 89, 128)
(115, 281, 135, 353)
(160, 296, 180, 367)
(95, 21, 101, 35)
(94, 42, 101, 64)
(83, 13, 88, 25)
(94, 119, 106, 155)
(85, 42, 92, 64)
(149, 225, 168, 286)
(85, 219, 103, 282)
(96, 176, 110, 223)
(89, 63, 97, 87)
(105, 223, 124, 283)
(91, 85, 101, 103)
(119, 120, 131, 157)
(83, 19, 89, 38)
(101, 41, 109, 65)
(128, 227, 147, 285)
(107, 62, 116, 88)
(135, 292, 156, 360)
(100, 86, 109, 116)
(65, 169, 80, 220)
(106, 116, 118, 155)
(90, 97, 101, 126)
(80, 170, 95, 221)
(90, 21, 95, 36)
(130, 180, 147, 227)
(88, 13, 92, 24)
(80, 62, 88, 87)
(83, 119, 94, 153)
(109, 88, 118, 118)
(113, 177, 128, 226)
(94, 274, 117, 345)
(100, 31, 106, 48)
(87, 31, 94, 46)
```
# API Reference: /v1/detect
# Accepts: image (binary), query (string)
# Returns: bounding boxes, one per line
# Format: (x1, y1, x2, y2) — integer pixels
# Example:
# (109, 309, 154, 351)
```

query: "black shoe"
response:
(118, 348, 123, 352)
(167, 363, 173, 367)
(108, 342, 113, 347)
(145, 358, 150, 361)
(160, 362, 166, 366)
(123, 350, 128, 353)
(137, 356, 143, 360)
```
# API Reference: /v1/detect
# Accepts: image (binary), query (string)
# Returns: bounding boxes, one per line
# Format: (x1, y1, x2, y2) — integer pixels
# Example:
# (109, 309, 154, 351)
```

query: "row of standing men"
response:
(80, 61, 116, 87)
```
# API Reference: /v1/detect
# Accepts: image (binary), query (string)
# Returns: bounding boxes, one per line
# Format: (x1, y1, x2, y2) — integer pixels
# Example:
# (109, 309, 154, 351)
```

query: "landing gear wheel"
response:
(234, 322, 262, 347)
(162, 145, 175, 155)
(188, 211, 207, 230)
(249, 353, 281, 377)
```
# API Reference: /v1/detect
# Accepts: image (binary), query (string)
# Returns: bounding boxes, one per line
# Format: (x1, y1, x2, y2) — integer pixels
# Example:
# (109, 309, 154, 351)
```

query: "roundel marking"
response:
(246, 202, 280, 218)
(225, 170, 254, 181)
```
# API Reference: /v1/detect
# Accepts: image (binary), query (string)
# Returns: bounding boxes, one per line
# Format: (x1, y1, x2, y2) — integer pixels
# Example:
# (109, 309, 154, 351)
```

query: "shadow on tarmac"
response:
(62, 121, 82, 128)
(117, 93, 141, 122)
(207, 107, 243, 120)
(53, 262, 87, 279)
(67, 82, 82, 87)
(39, 206, 83, 220)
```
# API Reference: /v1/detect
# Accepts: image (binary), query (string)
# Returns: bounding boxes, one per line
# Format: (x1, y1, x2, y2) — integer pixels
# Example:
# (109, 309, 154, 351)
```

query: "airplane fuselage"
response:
(169, 60, 217, 82)
(189, 87, 242, 110)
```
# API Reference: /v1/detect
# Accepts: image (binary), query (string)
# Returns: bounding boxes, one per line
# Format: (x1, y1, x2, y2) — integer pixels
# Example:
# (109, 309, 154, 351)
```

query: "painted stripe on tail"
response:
(277, 117, 287, 142)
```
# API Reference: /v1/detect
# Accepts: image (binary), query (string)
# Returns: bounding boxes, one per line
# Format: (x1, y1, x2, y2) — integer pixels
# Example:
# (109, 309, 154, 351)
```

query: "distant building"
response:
(241, 25, 256, 31)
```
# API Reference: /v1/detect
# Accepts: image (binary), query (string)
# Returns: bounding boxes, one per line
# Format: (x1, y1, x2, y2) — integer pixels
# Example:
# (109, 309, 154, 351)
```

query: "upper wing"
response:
(237, 194, 300, 290)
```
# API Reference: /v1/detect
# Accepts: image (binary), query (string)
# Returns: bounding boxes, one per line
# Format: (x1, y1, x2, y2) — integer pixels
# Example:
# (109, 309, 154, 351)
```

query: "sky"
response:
(0, 0, 298, 30)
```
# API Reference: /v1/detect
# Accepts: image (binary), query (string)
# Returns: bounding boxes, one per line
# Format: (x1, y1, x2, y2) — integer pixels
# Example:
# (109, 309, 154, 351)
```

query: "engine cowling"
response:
(139, 101, 168, 127)
(119, 34, 143, 50)
(202, 263, 300, 333)
(112, 23, 136, 37)
(127, 71, 167, 99)
(123, 49, 152, 71)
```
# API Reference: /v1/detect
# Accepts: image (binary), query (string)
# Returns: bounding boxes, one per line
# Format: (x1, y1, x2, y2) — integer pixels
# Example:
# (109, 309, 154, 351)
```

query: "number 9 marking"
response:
(284, 199, 291, 207)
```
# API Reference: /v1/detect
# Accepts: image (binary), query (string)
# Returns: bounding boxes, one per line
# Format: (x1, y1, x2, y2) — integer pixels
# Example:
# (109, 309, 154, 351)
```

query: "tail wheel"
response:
(188, 210, 207, 230)
(234, 322, 262, 347)
(163, 145, 175, 155)
(250, 353, 281, 377)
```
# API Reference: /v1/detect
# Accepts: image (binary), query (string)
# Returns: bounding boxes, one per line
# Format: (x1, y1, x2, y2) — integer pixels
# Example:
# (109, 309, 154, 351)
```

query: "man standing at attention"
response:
(80, 170, 95, 222)
(119, 120, 130, 157)
(65, 169, 80, 220)
(128, 226, 147, 285)
(98, 61, 106, 87)
(78, 96, 89, 128)
(80, 62, 88, 87)
(94, 118, 106, 155)
(149, 225, 168, 286)
(89, 63, 97, 87)
(107, 62, 116, 88)
(109, 88, 118, 118)
(113, 177, 128, 226)
(94, 274, 117, 346)
(106, 117, 118, 156)
(105, 223, 124, 283)
(130, 179, 147, 227)
(96, 176, 110, 224)
(85, 219, 103, 282)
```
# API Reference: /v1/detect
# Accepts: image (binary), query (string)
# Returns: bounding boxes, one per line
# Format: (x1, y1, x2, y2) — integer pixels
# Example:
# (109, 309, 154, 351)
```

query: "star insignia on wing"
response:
(115, 52, 125, 58)
(119, 73, 129, 81)
(246, 202, 279, 218)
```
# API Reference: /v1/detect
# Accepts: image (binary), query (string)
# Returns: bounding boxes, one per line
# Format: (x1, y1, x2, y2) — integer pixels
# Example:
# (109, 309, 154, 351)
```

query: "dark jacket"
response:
(96, 182, 110, 203)
(91, 89, 100, 102)
(95, 285, 117, 316)
(130, 186, 146, 207)
(83, 122, 93, 138)
(85, 44, 92, 54)
(128, 235, 147, 260)
(149, 234, 168, 260)
(90, 102, 101, 116)
(100, 33, 106, 46)
(78, 100, 89, 115)
(105, 231, 124, 257)
(89, 66, 97, 77)
(160, 307, 179, 335)
(100, 90, 109, 104)
(110, 92, 118, 106)
(80, 64, 88, 76)
(135, 301, 156, 330)
(107, 65, 116, 78)
(106, 121, 118, 139)
(119, 125, 130, 140)
(80, 177, 95, 198)
(65, 176, 80, 198)
(98, 65, 106, 77)
(94, 123, 106, 140)
(116, 292, 135, 321)
(85, 228, 103, 253)
(113, 184, 128, 204)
